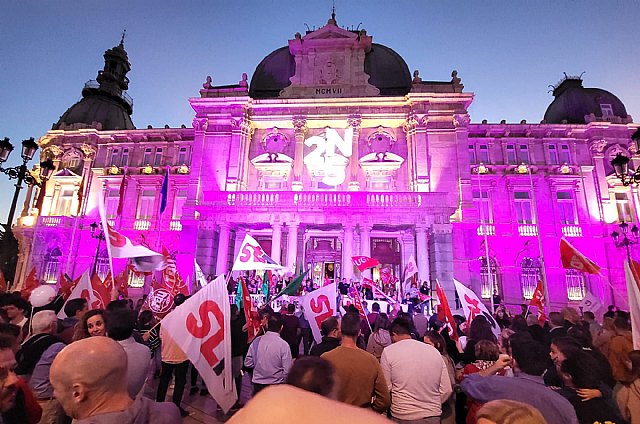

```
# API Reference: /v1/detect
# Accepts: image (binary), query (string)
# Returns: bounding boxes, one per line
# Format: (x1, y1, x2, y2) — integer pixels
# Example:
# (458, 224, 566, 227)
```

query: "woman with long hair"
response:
(73, 309, 107, 341)
(366, 313, 391, 361)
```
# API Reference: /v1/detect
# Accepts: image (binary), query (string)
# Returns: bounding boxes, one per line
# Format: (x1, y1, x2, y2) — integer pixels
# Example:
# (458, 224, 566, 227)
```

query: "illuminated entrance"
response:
(305, 236, 342, 285)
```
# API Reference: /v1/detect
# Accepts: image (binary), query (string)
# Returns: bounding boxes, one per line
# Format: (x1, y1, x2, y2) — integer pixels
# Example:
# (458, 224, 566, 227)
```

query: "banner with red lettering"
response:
(58, 270, 100, 319)
(232, 234, 285, 271)
(161, 275, 237, 412)
(560, 238, 601, 275)
(351, 256, 380, 272)
(302, 283, 337, 344)
(453, 279, 500, 339)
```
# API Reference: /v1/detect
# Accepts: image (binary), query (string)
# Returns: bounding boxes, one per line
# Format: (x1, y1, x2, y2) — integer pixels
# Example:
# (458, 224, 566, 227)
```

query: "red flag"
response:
(58, 273, 80, 301)
(35, 181, 47, 213)
(240, 277, 260, 343)
(435, 281, 458, 342)
(21, 267, 39, 300)
(348, 282, 367, 318)
(113, 268, 129, 298)
(529, 280, 547, 326)
(560, 238, 600, 274)
(90, 273, 111, 309)
(144, 275, 174, 319)
(362, 278, 397, 304)
(161, 246, 189, 296)
(351, 256, 380, 272)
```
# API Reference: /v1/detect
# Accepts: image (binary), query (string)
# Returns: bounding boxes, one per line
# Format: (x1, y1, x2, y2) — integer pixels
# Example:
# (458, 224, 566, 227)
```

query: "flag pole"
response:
(528, 166, 550, 306)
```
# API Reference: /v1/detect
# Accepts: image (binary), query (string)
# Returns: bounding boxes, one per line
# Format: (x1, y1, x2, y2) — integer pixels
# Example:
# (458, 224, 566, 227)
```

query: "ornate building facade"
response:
(13, 17, 638, 309)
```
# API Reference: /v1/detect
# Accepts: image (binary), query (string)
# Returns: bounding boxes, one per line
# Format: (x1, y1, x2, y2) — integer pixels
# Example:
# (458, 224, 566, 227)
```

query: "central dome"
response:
(249, 42, 411, 99)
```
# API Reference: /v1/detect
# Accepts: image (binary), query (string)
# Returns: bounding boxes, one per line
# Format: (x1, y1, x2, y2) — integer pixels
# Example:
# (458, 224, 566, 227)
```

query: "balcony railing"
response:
(134, 219, 151, 231)
(561, 225, 582, 238)
(206, 191, 434, 210)
(518, 224, 538, 237)
(170, 220, 182, 231)
(477, 224, 496, 236)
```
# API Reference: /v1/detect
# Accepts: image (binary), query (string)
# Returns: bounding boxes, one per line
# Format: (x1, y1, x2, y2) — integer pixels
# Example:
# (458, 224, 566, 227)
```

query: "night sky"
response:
(1, 1, 638, 222)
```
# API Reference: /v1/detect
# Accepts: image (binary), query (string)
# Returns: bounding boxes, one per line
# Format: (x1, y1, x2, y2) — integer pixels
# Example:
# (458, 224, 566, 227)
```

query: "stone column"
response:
(342, 224, 354, 281)
(415, 225, 430, 283)
(431, 223, 455, 301)
(292, 116, 307, 191)
(360, 224, 372, 279)
(286, 222, 299, 272)
(215, 223, 231, 276)
(271, 222, 283, 264)
(348, 115, 362, 191)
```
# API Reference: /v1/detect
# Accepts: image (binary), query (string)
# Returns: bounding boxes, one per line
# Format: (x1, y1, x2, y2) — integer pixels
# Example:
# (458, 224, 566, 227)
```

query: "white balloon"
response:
(29, 285, 57, 307)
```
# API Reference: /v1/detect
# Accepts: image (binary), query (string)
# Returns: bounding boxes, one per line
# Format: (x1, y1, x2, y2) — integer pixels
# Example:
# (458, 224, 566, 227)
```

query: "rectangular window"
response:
(154, 148, 163, 166)
(468, 145, 477, 164)
(172, 190, 187, 220)
(55, 189, 75, 216)
(514, 191, 534, 224)
(121, 148, 129, 167)
(506, 144, 517, 165)
(566, 270, 586, 301)
(105, 189, 120, 219)
(615, 192, 635, 222)
(548, 145, 559, 165)
(142, 148, 152, 166)
(600, 104, 614, 117)
(557, 191, 577, 224)
(109, 148, 120, 166)
(127, 269, 145, 288)
(178, 147, 189, 165)
(559, 144, 571, 164)
(518, 145, 530, 164)
(473, 190, 492, 223)
(478, 145, 490, 163)
(137, 190, 156, 219)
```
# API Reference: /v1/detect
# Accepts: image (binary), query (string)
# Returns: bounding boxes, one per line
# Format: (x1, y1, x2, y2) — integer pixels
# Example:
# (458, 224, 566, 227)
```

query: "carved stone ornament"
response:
(453, 114, 471, 128)
(589, 138, 608, 154)
(629, 142, 639, 155)
(402, 113, 420, 133)
(62, 148, 82, 161)
(292, 116, 307, 133)
(606, 144, 630, 162)
(80, 143, 96, 158)
(261, 127, 289, 154)
(367, 127, 395, 154)
(192, 118, 208, 131)
(42, 145, 63, 159)
(347, 115, 362, 129)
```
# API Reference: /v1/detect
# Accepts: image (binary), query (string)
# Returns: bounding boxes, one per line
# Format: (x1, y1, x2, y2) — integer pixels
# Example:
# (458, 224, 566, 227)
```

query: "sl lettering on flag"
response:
(161, 275, 237, 412)
(232, 234, 285, 271)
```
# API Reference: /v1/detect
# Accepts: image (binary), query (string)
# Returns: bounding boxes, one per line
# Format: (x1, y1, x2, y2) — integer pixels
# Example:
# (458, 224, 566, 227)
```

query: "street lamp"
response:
(611, 128, 640, 186)
(610, 221, 639, 263)
(89, 222, 106, 276)
(0, 137, 56, 227)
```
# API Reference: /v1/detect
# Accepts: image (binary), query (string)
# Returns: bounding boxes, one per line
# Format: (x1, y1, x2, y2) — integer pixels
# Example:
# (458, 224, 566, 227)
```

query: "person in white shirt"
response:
(381, 317, 452, 424)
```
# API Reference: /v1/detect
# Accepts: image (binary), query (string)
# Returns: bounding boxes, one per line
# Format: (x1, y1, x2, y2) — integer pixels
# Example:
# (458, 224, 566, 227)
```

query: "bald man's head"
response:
(51, 336, 129, 419)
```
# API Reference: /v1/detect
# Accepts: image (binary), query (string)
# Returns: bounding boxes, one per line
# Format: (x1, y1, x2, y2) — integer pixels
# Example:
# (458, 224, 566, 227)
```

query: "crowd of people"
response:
(0, 283, 637, 424)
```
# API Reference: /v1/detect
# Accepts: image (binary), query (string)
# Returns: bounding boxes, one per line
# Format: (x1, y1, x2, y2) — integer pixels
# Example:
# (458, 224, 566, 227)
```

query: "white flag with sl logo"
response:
(231, 234, 285, 271)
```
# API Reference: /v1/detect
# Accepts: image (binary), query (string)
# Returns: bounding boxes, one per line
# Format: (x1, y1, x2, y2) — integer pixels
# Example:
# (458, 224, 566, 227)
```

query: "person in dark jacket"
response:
(309, 317, 341, 357)
(230, 304, 248, 404)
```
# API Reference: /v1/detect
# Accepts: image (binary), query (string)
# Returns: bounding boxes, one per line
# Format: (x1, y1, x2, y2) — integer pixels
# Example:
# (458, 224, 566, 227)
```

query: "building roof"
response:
(249, 42, 411, 99)
(544, 76, 630, 124)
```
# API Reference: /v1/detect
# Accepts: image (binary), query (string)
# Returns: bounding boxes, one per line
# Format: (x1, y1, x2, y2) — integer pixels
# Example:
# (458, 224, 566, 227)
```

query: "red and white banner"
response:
(144, 276, 175, 319)
(529, 280, 547, 325)
(560, 238, 601, 275)
(98, 194, 163, 269)
(435, 280, 458, 342)
(161, 246, 189, 296)
(302, 283, 337, 344)
(162, 275, 237, 412)
(453, 279, 500, 338)
(351, 256, 380, 272)
(362, 278, 397, 304)
(232, 234, 285, 271)
(624, 260, 640, 349)
(58, 270, 100, 319)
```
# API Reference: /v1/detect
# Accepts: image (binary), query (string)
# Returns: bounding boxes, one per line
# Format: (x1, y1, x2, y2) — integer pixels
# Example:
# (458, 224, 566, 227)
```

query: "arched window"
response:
(43, 247, 62, 284)
(479, 256, 499, 299)
(520, 257, 541, 300)
(565, 269, 586, 301)
(96, 250, 109, 281)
